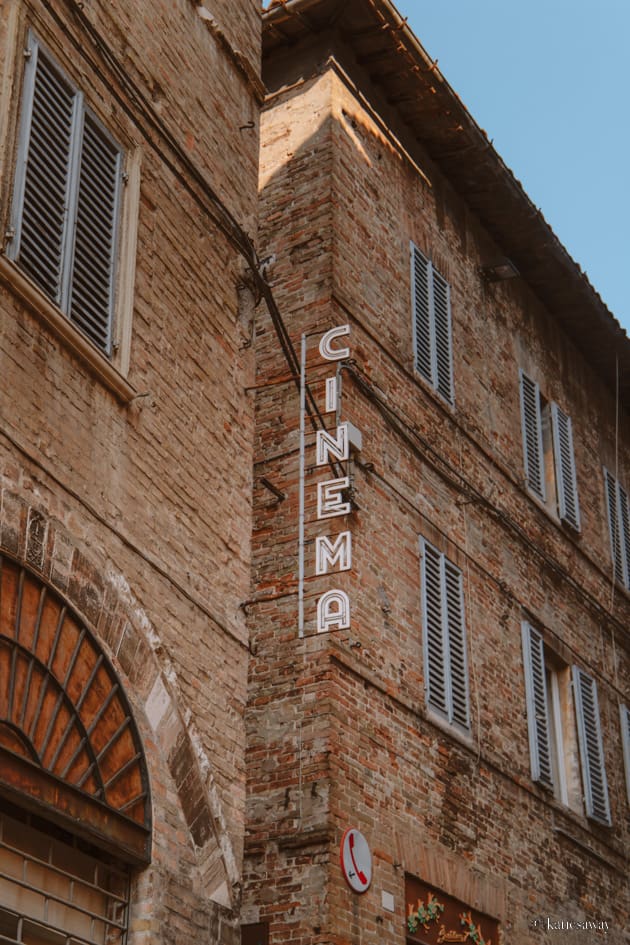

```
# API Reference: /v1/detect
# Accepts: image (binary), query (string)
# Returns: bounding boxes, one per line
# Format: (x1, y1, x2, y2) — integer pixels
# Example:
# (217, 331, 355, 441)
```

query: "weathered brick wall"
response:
(245, 56, 630, 945)
(72, 0, 261, 231)
(0, 0, 260, 940)
(0, 491, 246, 942)
(243, 72, 336, 940)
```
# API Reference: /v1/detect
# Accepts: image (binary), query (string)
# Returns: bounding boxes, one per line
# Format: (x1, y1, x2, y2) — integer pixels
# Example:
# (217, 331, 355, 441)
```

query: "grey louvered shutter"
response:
(552, 403, 581, 530)
(10, 35, 121, 357)
(621, 485, 630, 587)
(421, 539, 449, 720)
(10, 38, 78, 305)
(521, 623, 554, 789)
(444, 559, 469, 730)
(572, 667, 611, 826)
(432, 269, 454, 405)
(520, 371, 545, 501)
(621, 705, 630, 805)
(604, 470, 623, 583)
(411, 245, 432, 384)
(411, 245, 454, 405)
(604, 469, 630, 588)
(69, 113, 122, 354)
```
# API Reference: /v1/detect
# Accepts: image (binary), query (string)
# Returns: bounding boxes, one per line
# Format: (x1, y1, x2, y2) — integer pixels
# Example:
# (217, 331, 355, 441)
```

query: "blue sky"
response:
(393, 0, 629, 334)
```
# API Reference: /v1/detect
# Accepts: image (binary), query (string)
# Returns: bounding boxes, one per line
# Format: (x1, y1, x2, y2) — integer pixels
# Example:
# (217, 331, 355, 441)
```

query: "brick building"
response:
(244, 1, 630, 943)
(1, 0, 629, 943)
(0, 0, 260, 942)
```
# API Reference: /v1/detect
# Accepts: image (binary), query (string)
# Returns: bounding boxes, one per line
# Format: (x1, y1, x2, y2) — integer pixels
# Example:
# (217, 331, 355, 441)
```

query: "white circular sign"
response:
(340, 828, 372, 893)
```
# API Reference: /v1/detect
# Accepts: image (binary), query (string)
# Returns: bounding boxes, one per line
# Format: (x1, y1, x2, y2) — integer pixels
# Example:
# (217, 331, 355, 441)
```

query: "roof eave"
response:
(263, 0, 630, 402)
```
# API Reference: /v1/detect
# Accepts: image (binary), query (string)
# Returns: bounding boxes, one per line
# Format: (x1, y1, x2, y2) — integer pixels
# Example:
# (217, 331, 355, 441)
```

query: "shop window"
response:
(0, 801, 129, 945)
(405, 874, 499, 944)
(419, 538, 470, 733)
(411, 244, 454, 405)
(519, 371, 580, 530)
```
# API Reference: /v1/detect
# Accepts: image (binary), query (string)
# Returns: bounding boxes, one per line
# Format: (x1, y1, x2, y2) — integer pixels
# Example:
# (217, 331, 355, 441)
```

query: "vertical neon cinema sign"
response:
(298, 325, 356, 636)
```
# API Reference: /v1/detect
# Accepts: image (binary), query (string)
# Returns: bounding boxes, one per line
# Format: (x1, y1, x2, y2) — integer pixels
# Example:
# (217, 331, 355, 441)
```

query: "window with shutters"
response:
(410, 244, 454, 405)
(419, 538, 470, 734)
(522, 622, 611, 825)
(620, 704, 630, 806)
(572, 667, 611, 826)
(521, 622, 573, 805)
(603, 469, 630, 590)
(519, 371, 581, 530)
(7, 33, 125, 360)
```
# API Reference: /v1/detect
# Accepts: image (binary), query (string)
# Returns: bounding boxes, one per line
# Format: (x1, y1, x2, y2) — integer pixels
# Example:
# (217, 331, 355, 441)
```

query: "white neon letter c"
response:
(319, 325, 350, 361)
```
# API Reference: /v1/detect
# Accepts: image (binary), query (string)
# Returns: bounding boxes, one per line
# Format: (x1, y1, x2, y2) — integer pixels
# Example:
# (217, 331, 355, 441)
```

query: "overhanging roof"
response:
(263, 0, 630, 405)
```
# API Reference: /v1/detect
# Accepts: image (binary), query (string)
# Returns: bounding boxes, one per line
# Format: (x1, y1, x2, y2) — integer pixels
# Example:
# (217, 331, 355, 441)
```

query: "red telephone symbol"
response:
(348, 831, 368, 885)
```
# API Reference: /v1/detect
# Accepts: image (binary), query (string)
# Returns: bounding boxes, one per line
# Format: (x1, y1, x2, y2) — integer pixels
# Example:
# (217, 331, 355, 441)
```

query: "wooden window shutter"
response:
(551, 403, 581, 530)
(521, 622, 554, 789)
(10, 39, 78, 305)
(621, 483, 630, 586)
(432, 269, 454, 404)
(621, 704, 630, 805)
(411, 245, 432, 385)
(69, 112, 122, 354)
(411, 244, 454, 405)
(10, 35, 122, 357)
(604, 469, 630, 588)
(519, 371, 545, 501)
(420, 539, 470, 732)
(420, 539, 449, 720)
(444, 558, 469, 730)
(603, 470, 622, 583)
(572, 667, 611, 826)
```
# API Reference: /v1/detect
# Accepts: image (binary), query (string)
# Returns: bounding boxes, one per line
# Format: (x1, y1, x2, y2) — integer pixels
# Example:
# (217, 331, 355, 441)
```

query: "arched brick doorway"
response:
(0, 554, 151, 943)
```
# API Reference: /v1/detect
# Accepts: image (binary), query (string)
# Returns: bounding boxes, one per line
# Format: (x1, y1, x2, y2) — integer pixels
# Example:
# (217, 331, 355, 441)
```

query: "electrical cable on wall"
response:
(33, 1, 627, 678)
(45, 0, 327, 435)
(340, 360, 628, 638)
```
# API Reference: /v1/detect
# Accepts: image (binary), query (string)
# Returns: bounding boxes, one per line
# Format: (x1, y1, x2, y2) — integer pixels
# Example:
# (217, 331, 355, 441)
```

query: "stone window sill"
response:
(0, 255, 136, 404)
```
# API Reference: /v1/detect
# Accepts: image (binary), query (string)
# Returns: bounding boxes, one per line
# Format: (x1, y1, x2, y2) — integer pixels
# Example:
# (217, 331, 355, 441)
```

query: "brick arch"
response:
(0, 553, 151, 862)
(0, 489, 237, 906)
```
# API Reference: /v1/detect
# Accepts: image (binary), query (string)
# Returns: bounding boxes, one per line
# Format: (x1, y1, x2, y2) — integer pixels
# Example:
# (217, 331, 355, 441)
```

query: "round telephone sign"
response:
(340, 828, 372, 893)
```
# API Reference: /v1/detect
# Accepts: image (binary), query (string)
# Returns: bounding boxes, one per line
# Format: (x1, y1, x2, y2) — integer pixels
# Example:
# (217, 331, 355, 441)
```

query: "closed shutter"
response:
(604, 469, 630, 588)
(411, 244, 454, 405)
(69, 113, 122, 354)
(519, 371, 545, 501)
(444, 559, 469, 730)
(420, 539, 470, 732)
(572, 667, 611, 826)
(552, 403, 581, 530)
(621, 484, 630, 587)
(10, 34, 121, 357)
(604, 470, 622, 583)
(433, 269, 454, 404)
(411, 245, 432, 384)
(11, 39, 78, 305)
(521, 623, 554, 789)
(621, 705, 630, 805)
(421, 539, 449, 720)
